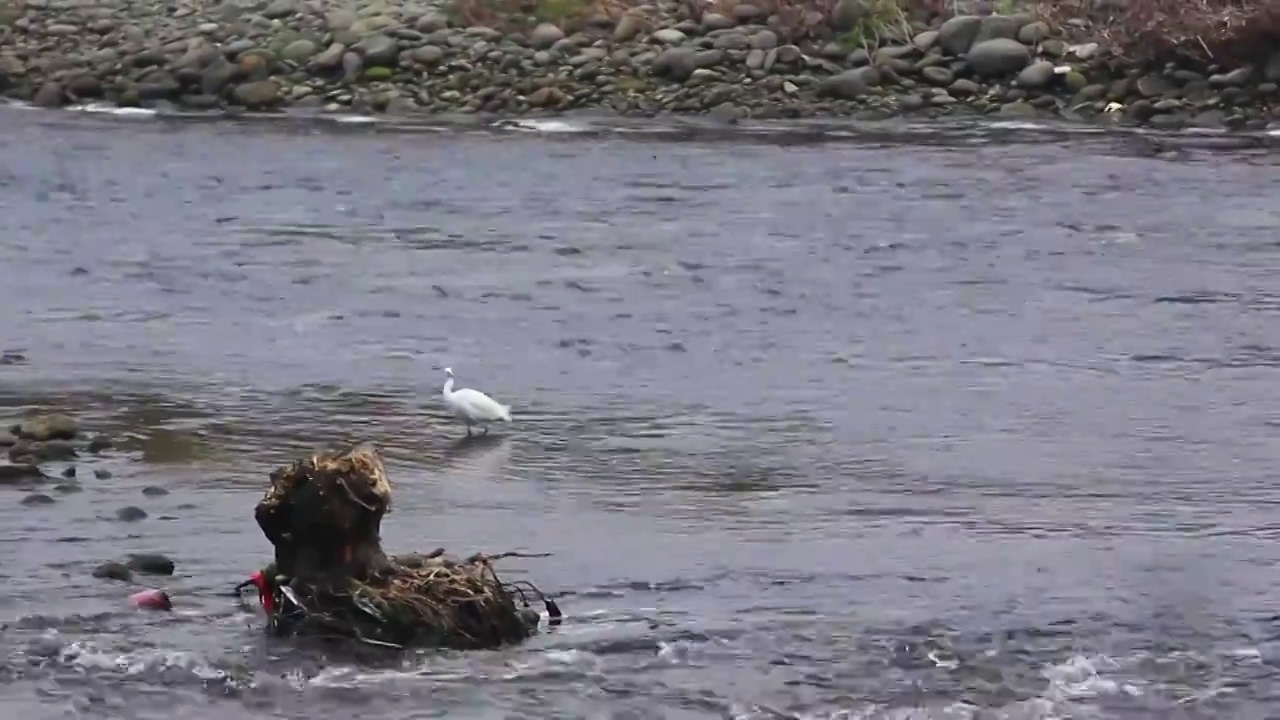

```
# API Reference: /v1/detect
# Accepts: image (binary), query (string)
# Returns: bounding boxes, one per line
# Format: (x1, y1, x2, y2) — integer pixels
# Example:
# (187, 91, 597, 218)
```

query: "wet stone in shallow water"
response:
(0, 463, 44, 483)
(14, 413, 78, 441)
(93, 561, 132, 581)
(20, 492, 55, 506)
(42, 440, 78, 460)
(127, 553, 175, 575)
(25, 637, 63, 658)
(10, 439, 77, 462)
(116, 505, 148, 522)
(87, 434, 114, 453)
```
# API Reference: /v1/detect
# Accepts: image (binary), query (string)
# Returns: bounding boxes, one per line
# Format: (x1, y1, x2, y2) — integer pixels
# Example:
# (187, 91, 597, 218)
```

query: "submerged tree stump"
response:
(252, 443, 554, 650)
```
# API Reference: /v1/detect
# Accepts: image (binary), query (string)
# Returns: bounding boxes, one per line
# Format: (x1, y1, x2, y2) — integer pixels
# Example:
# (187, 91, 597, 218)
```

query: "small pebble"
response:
(20, 493, 55, 506)
(141, 485, 169, 496)
(61, 465, 76, 478)
(94, 468, 112, 479)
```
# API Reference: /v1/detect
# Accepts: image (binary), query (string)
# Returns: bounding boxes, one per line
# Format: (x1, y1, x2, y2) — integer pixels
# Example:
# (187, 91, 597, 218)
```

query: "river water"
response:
(2, 105, 1280, 719)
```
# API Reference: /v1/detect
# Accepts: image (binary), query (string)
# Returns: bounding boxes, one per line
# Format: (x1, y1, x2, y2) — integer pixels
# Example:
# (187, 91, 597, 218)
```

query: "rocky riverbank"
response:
(1, 0, 1278, 128)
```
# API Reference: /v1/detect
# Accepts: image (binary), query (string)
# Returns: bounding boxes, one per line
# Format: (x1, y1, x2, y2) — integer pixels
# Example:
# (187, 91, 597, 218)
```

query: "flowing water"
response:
(2, 105, 1280, 719)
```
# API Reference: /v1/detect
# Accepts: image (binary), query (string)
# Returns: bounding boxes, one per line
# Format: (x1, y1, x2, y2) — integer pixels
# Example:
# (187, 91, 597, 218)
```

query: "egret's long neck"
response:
(443, 377, 454, 397)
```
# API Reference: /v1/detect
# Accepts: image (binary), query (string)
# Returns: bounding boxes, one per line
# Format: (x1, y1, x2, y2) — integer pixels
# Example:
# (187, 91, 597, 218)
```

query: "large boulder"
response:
(1266, 49, 1280, 82)
(829, 0, 871, 32)
(651, 46, 700, 81)
(966, 38, 1031, 78)
(937, 15, 983, 56)
(354, 32, 398, 67)
(972, 14, 1022, 45)
(32, 81, 64, 108)
(280, 39, 319, 64)
(231, 80, 283, 108)
(1015, 60, 1056, 89)
(529, 23, 565, 50)
(818, 66, 881, 99)
(200, 57, 238, 95)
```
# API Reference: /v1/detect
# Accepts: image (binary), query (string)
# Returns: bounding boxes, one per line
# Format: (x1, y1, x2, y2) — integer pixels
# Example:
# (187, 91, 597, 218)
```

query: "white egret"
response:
(441, 367, 512, 436)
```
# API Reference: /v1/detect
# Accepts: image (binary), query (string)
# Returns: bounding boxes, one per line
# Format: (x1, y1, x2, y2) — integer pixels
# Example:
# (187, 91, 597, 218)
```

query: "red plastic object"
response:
(129, 589, 173, 611)
(247, 570, 275, 615)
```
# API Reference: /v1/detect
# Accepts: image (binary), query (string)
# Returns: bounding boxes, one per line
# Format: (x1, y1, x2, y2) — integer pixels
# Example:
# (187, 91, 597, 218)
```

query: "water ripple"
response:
(2, 106, 1280, 718)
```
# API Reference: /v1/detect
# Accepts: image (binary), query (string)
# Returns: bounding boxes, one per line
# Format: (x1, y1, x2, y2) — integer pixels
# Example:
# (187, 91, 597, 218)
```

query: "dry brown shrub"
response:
(769, 0, 840, 41)
(1039, 0, 1280, 68)
(695, 0, 928, 43)
(447, 0, 646, 32)
(446, 0, 956, 42)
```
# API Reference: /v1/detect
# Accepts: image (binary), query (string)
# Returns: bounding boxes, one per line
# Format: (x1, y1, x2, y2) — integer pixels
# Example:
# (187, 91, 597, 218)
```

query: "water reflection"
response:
(442, 434, 511, 466)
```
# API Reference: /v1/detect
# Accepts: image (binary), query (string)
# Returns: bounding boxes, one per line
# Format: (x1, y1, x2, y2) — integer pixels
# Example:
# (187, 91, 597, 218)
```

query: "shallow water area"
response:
(3, 105, 1280, 719)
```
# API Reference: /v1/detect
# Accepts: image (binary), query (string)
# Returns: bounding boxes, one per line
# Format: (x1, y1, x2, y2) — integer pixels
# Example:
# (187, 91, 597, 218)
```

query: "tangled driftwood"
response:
(249, 442, 559, 650)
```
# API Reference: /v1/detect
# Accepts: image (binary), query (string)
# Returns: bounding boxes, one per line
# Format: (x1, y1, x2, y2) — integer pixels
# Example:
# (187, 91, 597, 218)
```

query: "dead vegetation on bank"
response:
(1041, 0, 1280, 67)
(443, 0, 948, 41)
(444, 0, 1279, 71)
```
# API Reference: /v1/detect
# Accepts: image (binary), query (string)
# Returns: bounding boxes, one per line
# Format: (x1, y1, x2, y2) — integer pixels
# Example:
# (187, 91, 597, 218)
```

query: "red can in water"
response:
(129, 589, 173, 611)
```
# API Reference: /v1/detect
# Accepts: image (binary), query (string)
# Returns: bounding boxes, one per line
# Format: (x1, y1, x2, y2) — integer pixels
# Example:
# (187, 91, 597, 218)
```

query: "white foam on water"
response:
(330, 114, 380, 124)
(50, 636, 247, 688)
(611, 122, 693, 135)
(309, 665, 415, 687)
(1093, 230, 1142, 244)
(987, 120, 1057, 131)
(306, 644, 605, 689)
(775, 651, 1152, 719)
(496, 118, 591, 133)
(65, 102, 157, 118)
(1041, 652, 1142, 702)
(1, 100, 41, 111)
(985, 120, 1109, 135)
(1225, 646, 1263, 663)
(1176, 126, 1228, 136)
